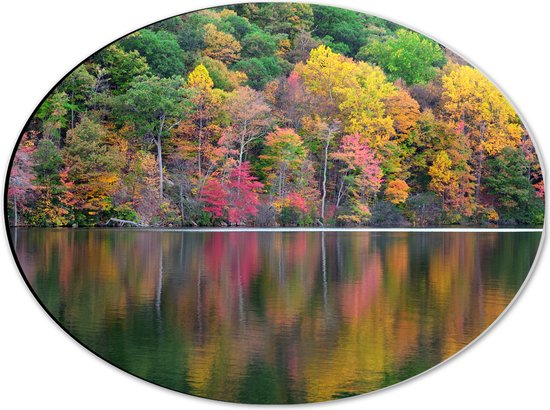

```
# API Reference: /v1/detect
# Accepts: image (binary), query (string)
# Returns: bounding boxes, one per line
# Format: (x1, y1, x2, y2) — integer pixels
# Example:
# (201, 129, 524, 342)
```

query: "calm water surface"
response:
(12, 228, 541, 403)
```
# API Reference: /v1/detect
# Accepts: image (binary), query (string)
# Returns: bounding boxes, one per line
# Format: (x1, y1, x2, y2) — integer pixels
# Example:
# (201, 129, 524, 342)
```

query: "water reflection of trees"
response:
(15, 229, 539, 403)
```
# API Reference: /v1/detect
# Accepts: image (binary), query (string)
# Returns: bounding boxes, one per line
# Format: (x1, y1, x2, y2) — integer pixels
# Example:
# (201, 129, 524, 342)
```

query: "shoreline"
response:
(8, 226, 544, 232)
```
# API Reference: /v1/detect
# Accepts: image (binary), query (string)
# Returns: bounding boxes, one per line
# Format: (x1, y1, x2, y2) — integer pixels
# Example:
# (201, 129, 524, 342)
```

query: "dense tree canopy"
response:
(359, 29, 446, 85)
(7, 4, 543, 227)
(120, 29, 186, 78)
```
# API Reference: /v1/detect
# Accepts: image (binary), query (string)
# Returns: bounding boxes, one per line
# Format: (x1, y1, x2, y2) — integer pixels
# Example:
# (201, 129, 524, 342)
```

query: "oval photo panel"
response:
(5, 2, 545, 404)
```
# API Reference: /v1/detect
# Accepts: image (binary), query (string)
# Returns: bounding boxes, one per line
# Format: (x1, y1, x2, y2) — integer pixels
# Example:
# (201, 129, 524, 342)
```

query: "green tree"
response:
(177, 12, 216, 54)
(362, 29, 445, 85)
(31, 139, 73, 226)
(311, 5, 368, 55)
(63, 117, 124, 224)
(200, 56, 245, 91)
(149, 16, 185, 34)
(115, 75, 191, 199)
(218, 11, 254, 40)
(233, 57, 286, 90)
(94, 45, 150, 92)
(236, 2, 314, 39)
(485, 148, 544, 224)
(35, 91, 70, 143)
(241, 29, 278, 58)
(121, 29, 185, 78)
(59, 65, 96, 128)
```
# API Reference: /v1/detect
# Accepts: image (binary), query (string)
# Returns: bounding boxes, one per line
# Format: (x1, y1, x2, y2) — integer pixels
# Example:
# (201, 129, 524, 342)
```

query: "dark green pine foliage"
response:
(485, 147, 544, 224)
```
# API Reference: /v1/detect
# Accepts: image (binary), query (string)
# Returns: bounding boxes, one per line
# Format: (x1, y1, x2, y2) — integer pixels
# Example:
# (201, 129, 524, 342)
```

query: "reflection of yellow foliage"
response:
(187, 343, 218, 395)
(23, 229, 531, 402)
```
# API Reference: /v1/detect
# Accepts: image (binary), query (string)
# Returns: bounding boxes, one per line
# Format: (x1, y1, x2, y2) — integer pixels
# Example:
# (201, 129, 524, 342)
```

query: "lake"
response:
(11, 228, 542, 403)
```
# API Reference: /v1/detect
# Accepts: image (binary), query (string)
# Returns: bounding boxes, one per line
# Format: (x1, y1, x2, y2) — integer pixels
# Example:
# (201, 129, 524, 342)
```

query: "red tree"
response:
(227, 162, 264, 225)
(200, 178, 228, 219)
(200, 162, 263, 225)
(331, 133, 382, 223)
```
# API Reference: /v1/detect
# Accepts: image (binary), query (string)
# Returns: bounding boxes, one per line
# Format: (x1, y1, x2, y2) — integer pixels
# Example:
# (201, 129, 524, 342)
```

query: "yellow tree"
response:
(338, 62, 396, 143)
(338, 62, 397, 175)
(203, 23, 242, 64)
(428, 150, 453, 203)
(63, 117, 124, 222)
(385, 86, 421, 143)
(295, 45, 355, 116)
(126, 150, 161, 225)
(441, 64, 523, 200)
(183, 64, 223, 180)
(385, 179, 410, 205)
(260, 128, 308, 199)
(297, 45, 399, 216)
(295, 45, 355, 220)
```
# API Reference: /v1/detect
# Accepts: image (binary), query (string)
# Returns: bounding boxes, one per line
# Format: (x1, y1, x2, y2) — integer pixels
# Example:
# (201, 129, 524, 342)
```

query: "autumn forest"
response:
(7, 3, 545, 227)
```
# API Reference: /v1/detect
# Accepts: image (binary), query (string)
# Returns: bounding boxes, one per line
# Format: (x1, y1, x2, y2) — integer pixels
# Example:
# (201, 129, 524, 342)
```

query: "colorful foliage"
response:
(6, 4, 543, 227)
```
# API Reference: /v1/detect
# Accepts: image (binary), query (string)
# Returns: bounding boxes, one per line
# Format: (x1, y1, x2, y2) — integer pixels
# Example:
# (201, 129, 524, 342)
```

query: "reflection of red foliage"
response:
(58, 234, 75, 294)
(204, 232, 226, 279)
(340, 251, 382, 319)
(204, 232, 260, 296)
(229, 232, 259, 292)
(287, 231, 307, 263)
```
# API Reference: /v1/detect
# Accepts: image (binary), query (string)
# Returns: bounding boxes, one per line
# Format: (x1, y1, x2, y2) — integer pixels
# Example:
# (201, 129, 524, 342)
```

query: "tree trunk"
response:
(179, 184, 185, 226)
(198, 133, 202, 178)
(70, 91, 75, 129)
(198, 104, 204, 178)
(475, 150, 483, 202)
(238, 134, 245, 184)
(321, 135, 330, 221)
(279, 164, 287, 197)
(239, 120, 248, 168)
(239, 143, 244, 168)
(13, 195, 18, 227)
(156, 114, 165, 200)
(157, 137, 163, 200)
(475, 124, 486, 202)
(237, 120, 249, 184)
(321, 231, 327, 310)
(107, 218, 146, 227)
(336, 173, 346, 208)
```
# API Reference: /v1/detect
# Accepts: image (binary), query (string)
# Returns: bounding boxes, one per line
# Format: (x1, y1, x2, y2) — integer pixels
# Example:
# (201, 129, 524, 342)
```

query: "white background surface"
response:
(0, 1, 548, 408)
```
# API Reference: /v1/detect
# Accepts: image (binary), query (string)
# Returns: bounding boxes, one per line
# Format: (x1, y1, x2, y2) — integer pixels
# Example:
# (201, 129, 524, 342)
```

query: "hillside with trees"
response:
(7, 3, 544, 227)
